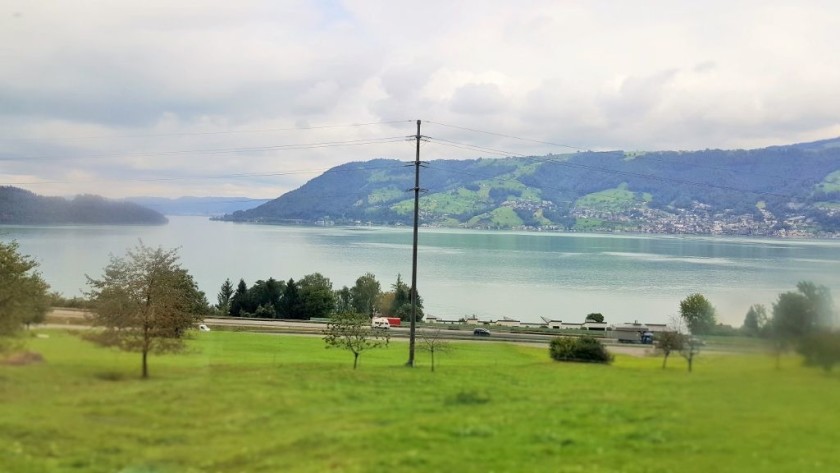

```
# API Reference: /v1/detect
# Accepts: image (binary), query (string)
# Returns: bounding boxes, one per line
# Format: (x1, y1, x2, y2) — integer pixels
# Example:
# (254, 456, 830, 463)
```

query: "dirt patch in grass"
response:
(1, 351, 45, 366)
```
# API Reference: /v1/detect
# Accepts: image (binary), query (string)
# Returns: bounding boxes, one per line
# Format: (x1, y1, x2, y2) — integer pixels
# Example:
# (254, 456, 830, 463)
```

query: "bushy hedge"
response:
(549, 336, 613, 364)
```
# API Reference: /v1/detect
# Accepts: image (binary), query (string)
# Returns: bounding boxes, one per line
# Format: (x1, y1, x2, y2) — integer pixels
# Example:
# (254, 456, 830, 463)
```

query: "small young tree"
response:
(323, 312, 389, 369)
(0, 241, 50, 352)
(657, 331, 685, 369)
(419, 328, 452, 372)
(85, 242, 207, 378)
(680, 336, 703, 373)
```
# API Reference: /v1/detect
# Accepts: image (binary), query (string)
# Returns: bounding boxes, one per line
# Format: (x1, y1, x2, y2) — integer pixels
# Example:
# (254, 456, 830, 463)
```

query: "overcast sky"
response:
(2, 0, 839, 199)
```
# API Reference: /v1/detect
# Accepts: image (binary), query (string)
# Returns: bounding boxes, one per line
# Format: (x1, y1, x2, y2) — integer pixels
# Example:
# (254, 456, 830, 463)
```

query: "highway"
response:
(46, 309, 658, 355)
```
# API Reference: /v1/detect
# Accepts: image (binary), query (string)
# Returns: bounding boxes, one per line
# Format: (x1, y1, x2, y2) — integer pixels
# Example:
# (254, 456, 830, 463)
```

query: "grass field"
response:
(2, 330, 838, 473)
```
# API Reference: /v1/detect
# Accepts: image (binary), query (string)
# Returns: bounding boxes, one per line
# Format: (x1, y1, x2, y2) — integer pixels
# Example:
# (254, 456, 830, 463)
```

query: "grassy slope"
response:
(574, 184, 640, 212)
(816, 170, 840, 192)
(2, 331, 839, 473)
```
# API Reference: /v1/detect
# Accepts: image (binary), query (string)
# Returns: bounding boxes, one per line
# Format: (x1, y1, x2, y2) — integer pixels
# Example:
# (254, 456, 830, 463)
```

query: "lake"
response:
(2, 216, 838, 326)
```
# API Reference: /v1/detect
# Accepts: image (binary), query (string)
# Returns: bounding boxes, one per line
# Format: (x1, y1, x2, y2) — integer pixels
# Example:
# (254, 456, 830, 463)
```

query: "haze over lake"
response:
(2, 216, 838, 326)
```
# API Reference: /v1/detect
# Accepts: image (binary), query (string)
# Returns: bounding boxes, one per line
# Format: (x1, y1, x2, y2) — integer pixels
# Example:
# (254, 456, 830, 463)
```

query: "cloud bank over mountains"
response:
(2, 0, 839, 198)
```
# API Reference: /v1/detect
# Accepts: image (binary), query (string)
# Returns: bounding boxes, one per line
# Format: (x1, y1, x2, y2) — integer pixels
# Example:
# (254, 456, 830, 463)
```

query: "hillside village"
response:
(545, 201, 827, 238)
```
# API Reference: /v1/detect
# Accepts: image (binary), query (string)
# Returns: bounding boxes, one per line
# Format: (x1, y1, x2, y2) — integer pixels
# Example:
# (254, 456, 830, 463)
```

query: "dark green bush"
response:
(797, 331, 840, 373)
(549, 336, 613, 364)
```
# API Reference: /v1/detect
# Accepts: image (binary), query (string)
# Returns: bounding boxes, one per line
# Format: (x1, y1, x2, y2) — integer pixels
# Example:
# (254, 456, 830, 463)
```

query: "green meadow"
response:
(2, 330, 838, 473)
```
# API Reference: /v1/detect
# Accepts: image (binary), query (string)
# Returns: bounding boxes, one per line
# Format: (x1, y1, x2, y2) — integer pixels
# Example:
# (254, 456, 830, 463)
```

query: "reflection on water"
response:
(2, 216, 838, 326)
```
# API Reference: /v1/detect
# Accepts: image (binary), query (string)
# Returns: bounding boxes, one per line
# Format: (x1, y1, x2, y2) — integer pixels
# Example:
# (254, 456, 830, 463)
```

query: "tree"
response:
(248, 278, 284, 318)
(85, 242, 207, 378)
(585, 313, 604, 323)
(216, 278, 234, 315)
(390, 274, 424, 322)
(769, 282, 836, 368)
(279, 278, 303, 319)
(657, 331, 685, 369)
(741, 304, 767, 336)
(377, 291, 396, 317)
(770, 291, 817, 368)
(680, 336, 702, 373)
(229, 279, 249, 317)
(299, 273, 336, 320)
(795, 281, 836, 329)
(334, 286, 353, 313)
(350, 273, 381, 317)
(0, 241, 50, 352)
(679, 293, 717, 335)
(418, 328, 452, 372)
(323, 312, 389, 369)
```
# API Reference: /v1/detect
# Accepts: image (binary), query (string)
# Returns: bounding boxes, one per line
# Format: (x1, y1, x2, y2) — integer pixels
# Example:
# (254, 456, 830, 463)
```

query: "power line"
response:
(425, 120, 585, 151)
(0, 136, 409, 162)
(0, 119, 414, 142)
(3, 162, 405, 187)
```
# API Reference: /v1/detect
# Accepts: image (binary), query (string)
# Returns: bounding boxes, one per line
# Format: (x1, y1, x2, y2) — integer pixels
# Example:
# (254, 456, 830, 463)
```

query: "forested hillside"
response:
(0, 187, 167, 225)
(221, 138, 840, 237)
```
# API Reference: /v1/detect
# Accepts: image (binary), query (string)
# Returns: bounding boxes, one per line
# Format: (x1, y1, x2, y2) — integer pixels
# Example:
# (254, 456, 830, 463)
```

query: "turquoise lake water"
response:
(2, 216, 838, 326)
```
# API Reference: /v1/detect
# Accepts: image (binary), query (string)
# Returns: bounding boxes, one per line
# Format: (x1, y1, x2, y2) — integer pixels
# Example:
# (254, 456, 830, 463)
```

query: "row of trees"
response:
(676, 284, 839, 372)
(215, 273, 424, 322)
(740, 281, 839, 371)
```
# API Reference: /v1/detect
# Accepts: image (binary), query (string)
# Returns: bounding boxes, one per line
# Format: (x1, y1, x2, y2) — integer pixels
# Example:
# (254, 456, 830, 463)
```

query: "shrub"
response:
(797, 331, 840, 373)
(549, 336, 613, 364)
(446, 390, 491, 405)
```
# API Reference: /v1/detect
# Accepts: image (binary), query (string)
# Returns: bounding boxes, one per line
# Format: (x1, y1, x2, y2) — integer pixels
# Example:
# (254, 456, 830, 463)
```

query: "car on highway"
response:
(473, 328, 491, 336)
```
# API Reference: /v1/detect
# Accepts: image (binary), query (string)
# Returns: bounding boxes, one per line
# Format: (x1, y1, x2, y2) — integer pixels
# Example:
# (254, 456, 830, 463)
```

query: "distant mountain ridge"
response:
(125, 196, 270, 216)
(220, 137, 840, 237)
(0, 187, 167, 225)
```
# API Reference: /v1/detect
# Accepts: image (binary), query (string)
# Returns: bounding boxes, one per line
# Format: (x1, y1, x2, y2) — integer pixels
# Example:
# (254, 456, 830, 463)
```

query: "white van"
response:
(371, 317, 391, 329)
(198, 324, 211, 332)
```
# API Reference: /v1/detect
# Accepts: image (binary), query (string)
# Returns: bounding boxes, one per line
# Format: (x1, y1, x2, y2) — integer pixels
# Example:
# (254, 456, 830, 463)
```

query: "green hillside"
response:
(221, 139, 840, 237)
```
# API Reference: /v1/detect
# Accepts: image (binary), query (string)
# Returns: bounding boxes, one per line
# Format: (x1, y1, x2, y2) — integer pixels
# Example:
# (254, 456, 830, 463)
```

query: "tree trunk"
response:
(662, 353, 669, 369)
(142, 349, 148, 378)
(687, 355, 693, 373)
(353, 352, 359, 370)
(431, 349, 435, 372)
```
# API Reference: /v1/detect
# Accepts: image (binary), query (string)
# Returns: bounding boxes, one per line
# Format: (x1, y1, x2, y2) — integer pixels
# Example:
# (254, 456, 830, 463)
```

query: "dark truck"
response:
(613, 325, 654, 344)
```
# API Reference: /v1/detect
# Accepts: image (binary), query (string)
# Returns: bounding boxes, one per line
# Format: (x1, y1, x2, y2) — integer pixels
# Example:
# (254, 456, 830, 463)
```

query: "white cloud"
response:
(1, 0, 839, 198)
